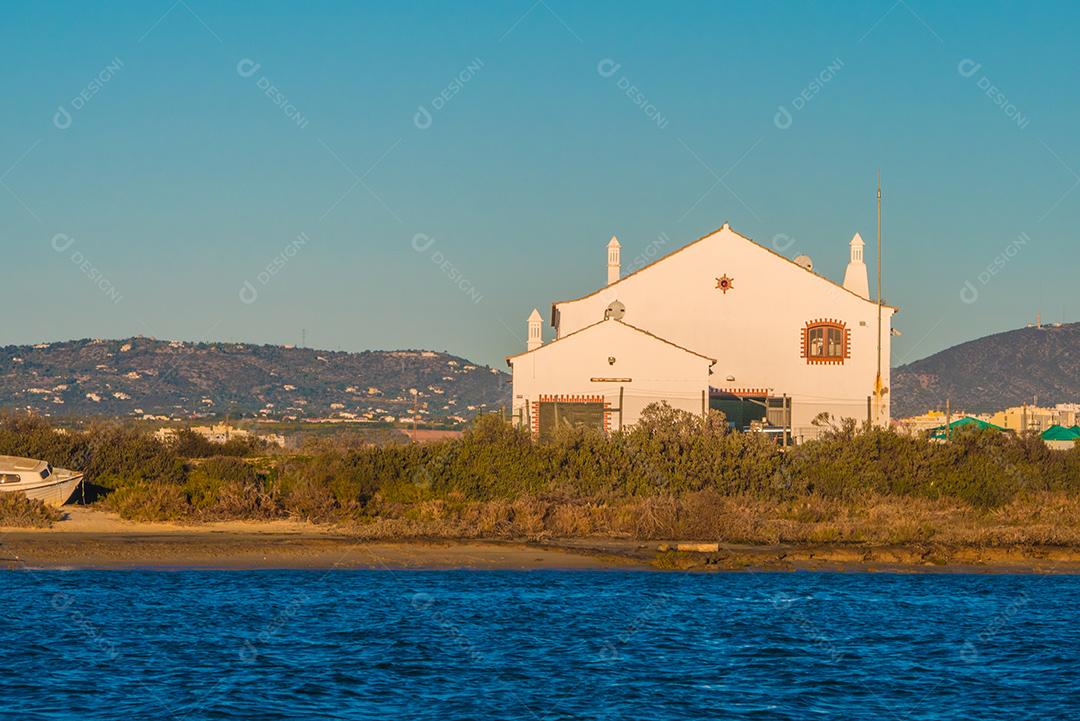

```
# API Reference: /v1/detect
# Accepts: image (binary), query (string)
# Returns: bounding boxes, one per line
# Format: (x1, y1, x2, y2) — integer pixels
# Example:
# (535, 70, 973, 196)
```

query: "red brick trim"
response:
(801, 318, 850, 365)
(713, 387, 771, 397)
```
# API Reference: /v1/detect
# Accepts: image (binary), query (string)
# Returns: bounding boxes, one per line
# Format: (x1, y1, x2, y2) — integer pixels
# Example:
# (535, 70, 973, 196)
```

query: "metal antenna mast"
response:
(874, 171, 883, 424)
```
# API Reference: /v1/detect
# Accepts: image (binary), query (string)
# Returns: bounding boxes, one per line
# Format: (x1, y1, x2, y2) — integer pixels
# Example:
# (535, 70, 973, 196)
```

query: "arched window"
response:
(802, 320, 849, 364)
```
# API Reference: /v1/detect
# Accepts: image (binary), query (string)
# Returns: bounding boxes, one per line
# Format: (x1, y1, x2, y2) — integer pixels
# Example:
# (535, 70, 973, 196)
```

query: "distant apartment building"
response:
(989, 404, 1080, 434)
(897, 404, 1080, 436)
(896, 410, 971, 435)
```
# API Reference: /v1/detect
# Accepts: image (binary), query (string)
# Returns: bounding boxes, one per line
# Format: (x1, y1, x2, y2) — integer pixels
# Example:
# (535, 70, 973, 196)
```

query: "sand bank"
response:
(3, 508, 1080, 572)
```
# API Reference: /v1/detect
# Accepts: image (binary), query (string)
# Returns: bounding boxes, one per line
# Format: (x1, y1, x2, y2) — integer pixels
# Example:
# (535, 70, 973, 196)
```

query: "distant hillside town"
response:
(0, 337, 510, 426)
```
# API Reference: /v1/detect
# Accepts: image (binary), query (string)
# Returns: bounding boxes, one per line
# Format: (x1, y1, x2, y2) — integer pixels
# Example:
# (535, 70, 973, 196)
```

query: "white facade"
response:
(509, 223, 896, 440)
(508, 319, 714, 433)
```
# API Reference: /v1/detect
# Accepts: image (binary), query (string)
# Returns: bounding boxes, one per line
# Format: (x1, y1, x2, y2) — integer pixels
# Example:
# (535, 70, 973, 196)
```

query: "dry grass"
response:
(93, 482, 1080, 548)
(342, 491, 1080, 547)
(0, 493, 65, 528)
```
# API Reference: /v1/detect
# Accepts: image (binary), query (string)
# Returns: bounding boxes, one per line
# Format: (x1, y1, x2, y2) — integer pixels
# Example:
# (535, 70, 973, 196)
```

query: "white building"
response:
(507, 223, 897, 441)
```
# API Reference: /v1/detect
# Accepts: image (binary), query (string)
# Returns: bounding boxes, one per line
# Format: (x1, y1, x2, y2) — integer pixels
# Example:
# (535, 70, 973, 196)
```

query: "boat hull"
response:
(1, 471, 83, 507)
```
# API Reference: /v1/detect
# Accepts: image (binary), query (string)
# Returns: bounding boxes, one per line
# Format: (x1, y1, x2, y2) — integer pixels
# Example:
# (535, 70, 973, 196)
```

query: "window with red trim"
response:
(802, 320, 849, 364)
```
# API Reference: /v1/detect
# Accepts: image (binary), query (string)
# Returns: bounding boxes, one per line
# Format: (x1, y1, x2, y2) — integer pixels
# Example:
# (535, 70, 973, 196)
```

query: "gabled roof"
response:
(929, 417, 1007, 438)
(1042, 425, 1080, 441)
(506, 318, 716, 367)
(551, 223, 899, 323)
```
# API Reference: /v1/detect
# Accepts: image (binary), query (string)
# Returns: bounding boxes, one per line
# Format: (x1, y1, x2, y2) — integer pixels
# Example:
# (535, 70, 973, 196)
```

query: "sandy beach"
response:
(0, 508, 634, 571)
(2, 508, 1080, 572)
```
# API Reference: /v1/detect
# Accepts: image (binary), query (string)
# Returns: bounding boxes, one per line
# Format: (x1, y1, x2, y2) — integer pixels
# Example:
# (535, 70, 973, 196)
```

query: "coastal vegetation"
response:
(2, 406, 1079, 544)
(0, 492, 64, 528)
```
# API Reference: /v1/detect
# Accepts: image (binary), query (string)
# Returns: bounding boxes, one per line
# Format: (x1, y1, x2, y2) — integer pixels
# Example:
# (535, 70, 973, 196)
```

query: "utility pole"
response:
(782, 393, 789, 448)
(411, 388, 419, 441)
(619, 386, 625, 432)
(945, 398, 951, 442)
(874, 171, 883, 426)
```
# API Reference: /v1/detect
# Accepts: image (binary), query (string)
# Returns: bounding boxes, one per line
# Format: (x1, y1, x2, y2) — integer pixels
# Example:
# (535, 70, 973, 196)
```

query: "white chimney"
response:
(842, 232, 870, 299)
(527, 308, 543, 351)
(607, 235, 621, 286)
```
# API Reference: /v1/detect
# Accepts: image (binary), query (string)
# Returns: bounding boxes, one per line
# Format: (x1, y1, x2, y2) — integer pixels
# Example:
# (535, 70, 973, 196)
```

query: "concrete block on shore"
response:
(659, 542, 720, 553)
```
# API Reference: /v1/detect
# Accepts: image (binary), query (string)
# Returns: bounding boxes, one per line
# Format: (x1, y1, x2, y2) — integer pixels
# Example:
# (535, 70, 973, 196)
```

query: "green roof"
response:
(1041, 425, 1080, 441)
(930, 417, 1006, 439)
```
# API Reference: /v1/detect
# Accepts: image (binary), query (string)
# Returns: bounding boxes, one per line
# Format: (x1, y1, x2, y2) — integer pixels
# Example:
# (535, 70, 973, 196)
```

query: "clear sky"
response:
(3, 1, 1078, 368)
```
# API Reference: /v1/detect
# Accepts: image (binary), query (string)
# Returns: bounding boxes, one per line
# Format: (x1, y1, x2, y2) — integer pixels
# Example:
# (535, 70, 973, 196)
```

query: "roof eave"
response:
(549, 223, 900, 312)
(505, 318, 716, 365)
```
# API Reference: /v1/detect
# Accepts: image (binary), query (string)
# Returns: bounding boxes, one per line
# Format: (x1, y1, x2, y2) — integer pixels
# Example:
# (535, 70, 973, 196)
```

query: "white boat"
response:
(0, 455, 84, 507)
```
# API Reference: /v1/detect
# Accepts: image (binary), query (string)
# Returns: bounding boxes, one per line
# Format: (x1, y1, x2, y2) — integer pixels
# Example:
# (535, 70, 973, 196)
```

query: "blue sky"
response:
(3, 1, 1078, 368)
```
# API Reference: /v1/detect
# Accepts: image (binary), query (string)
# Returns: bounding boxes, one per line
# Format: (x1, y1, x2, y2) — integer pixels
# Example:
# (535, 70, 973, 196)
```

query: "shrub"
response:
(195, 456, 261, 485)
(83, 424, 186, 488)
(0, 492, 65, 528)
(173, 429, 266, 458)
(103, 482, 190, 522)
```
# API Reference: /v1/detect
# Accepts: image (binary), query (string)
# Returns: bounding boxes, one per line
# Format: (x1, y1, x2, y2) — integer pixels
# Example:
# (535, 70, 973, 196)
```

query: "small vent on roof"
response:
(604, 300, 626, 320)
(794, 255, 814, 272)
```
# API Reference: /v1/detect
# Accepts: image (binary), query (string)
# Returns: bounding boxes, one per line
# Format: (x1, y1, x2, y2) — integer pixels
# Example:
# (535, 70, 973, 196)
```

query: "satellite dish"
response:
(604, 300, 625, 320)
(794, 255, 814, 271)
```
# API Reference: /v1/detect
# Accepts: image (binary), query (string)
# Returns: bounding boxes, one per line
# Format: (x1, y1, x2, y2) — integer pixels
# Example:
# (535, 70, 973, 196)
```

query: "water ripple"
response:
(1, 570, 1078, 719)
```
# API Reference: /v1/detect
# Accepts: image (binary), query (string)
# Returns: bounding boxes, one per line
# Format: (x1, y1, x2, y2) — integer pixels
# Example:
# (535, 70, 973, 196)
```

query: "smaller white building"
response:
(507, 318, 715, 437)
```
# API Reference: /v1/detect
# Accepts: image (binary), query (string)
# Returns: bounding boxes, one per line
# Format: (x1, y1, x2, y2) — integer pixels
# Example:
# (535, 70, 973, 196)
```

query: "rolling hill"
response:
(892, 323, 1080, 417)
(0, 338, 510, 423)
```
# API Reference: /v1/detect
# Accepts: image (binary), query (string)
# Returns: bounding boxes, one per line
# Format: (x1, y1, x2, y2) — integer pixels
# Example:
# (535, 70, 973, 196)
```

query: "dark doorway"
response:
(709, 391, 767, 430)
(710, 389, 791, 444)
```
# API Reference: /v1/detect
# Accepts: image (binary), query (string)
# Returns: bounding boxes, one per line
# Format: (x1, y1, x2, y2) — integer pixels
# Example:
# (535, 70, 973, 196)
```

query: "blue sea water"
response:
(2, 570, 1079, 720)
